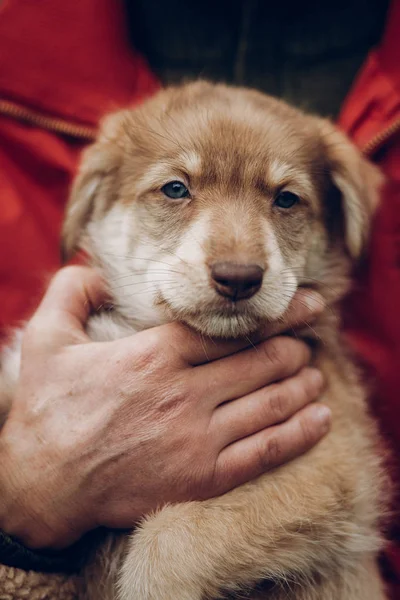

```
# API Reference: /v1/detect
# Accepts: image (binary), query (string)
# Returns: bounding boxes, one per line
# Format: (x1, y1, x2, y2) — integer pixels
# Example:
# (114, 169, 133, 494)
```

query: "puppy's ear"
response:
(61, 112, 126, 262)
(318, 120, 384, 259)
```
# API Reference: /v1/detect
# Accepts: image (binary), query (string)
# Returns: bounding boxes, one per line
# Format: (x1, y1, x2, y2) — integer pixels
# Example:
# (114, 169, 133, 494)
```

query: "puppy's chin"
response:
(179, 311, 264, 339)
(158, 297, 288, 339)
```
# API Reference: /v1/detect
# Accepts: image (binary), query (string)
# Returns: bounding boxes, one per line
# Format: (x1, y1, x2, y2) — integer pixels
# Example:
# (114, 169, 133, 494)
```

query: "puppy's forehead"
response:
(124, 87, 325, 191)
(178, 112, 322, 190)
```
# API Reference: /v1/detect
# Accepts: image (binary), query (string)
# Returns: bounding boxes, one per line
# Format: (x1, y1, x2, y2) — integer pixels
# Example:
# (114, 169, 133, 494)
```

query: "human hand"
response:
(0, 267, 329, 549)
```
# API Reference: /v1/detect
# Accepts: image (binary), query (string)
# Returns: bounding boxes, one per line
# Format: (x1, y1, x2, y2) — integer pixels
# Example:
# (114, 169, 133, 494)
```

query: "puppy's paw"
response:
(117, 504, 216, 600)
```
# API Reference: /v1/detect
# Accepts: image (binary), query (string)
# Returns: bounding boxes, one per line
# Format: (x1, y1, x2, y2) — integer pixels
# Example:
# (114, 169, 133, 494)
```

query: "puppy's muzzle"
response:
(210, 262, 264, 301)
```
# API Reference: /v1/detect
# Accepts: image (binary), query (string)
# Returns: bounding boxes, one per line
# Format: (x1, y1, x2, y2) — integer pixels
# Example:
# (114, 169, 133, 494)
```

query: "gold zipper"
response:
(362, 118, 400, 156)
(0, 99, 97, 140)
(1, 97, 399, 157)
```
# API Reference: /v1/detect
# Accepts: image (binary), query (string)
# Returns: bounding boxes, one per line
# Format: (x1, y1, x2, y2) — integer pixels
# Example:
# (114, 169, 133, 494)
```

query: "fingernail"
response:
(300, 291, 325, 314)
(313, 405, 331, 431)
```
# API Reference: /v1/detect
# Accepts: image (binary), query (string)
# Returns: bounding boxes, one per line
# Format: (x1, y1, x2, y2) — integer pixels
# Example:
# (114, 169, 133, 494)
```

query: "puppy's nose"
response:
(211, 262, 264, 300)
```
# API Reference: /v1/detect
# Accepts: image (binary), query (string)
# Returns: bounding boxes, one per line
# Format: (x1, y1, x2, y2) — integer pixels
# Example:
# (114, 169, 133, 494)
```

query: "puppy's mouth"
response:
(152, 264, 297, 337)
(156, 291, 267, 339)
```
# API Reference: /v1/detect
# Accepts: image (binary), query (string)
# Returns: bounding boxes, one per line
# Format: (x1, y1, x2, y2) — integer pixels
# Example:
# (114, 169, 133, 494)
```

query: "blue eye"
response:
(161, 181, 190, 200)
(274, 191, 300, 209)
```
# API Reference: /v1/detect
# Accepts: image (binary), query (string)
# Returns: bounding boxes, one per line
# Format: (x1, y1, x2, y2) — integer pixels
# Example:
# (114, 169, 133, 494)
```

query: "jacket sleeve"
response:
(0, 528, 105, 573)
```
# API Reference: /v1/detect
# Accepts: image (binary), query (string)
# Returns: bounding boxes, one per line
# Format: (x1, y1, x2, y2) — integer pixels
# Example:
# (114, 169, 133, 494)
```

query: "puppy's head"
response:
(62, 82, 382, 337)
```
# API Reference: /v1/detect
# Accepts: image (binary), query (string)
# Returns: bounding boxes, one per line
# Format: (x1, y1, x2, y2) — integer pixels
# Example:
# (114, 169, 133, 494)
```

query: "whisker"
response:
(138, 240, 191, 269)
(111, 279, 179, 291)
(206, 333, 218, 349)
(279, 270, 339, 296)
(199, 333, 210, 362)
(245, 335, 259, 354)
(101, 252, 176, 268)
(277, 291, 333, 320)
(121, 285, 185, 299)
(302, 320, 323, 343)
(108, 270, 181, 282)
(120, 281, 186, 298)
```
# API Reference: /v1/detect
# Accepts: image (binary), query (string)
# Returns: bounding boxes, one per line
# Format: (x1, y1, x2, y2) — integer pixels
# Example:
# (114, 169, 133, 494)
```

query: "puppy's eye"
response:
(161, 181, 190, 200)
(274, 191, 300, 209)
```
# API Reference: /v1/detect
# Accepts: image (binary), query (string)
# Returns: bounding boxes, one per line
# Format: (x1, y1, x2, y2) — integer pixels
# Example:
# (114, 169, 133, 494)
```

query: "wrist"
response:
(0, 423, 58, 549)
(0, 421, 100, 550)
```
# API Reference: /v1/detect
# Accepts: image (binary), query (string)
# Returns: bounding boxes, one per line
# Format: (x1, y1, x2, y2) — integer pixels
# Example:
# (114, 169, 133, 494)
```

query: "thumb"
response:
(26, 266, 110, 348)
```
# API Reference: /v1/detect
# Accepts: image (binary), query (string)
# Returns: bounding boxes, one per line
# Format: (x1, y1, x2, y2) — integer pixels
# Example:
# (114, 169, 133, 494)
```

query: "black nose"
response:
(211, 262, 264, 301)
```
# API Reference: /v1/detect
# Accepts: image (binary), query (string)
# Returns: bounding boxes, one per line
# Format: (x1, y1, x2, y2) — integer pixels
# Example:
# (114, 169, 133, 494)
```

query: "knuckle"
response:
(131, 330, 166, 371)
(261, 338, 286, 366)
(299, 415, 315, 447)
(265, 436, 282, 464)
(156, 380, 190, 415)
(141, 329, 164, 356)
(257, 435, 282, 471)
(51, 265, 84, 289)
(268, 388, 289, 421)
(261, 337, 309, 374)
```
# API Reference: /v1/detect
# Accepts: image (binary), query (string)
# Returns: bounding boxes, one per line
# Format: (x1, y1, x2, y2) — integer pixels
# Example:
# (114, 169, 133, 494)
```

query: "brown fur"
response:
(1, 81, 389, 599)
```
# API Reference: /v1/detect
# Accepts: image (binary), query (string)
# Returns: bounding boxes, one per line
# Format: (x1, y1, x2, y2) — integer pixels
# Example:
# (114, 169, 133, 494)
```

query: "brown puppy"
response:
(1, 82, 390, 599)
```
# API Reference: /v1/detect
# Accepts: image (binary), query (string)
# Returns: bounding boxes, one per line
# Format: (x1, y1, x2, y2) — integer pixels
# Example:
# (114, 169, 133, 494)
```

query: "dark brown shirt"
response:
(126, 0, 388, 117)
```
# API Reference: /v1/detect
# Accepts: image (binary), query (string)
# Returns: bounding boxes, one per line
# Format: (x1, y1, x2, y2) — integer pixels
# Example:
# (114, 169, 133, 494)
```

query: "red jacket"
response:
(1, 0, 400, 595)
(339, 2, 400, 594)
(0, 0, 159, 331)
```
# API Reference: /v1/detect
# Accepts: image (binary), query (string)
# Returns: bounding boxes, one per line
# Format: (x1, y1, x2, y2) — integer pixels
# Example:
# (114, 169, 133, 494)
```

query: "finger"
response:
(194, 336, 312, 406)
(212, 368, 324, 447)
(25, 266, 110, 349)
(214, 402, 331, 494)
(172, 289, 324, 365)
(263, 288, 325, 337)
